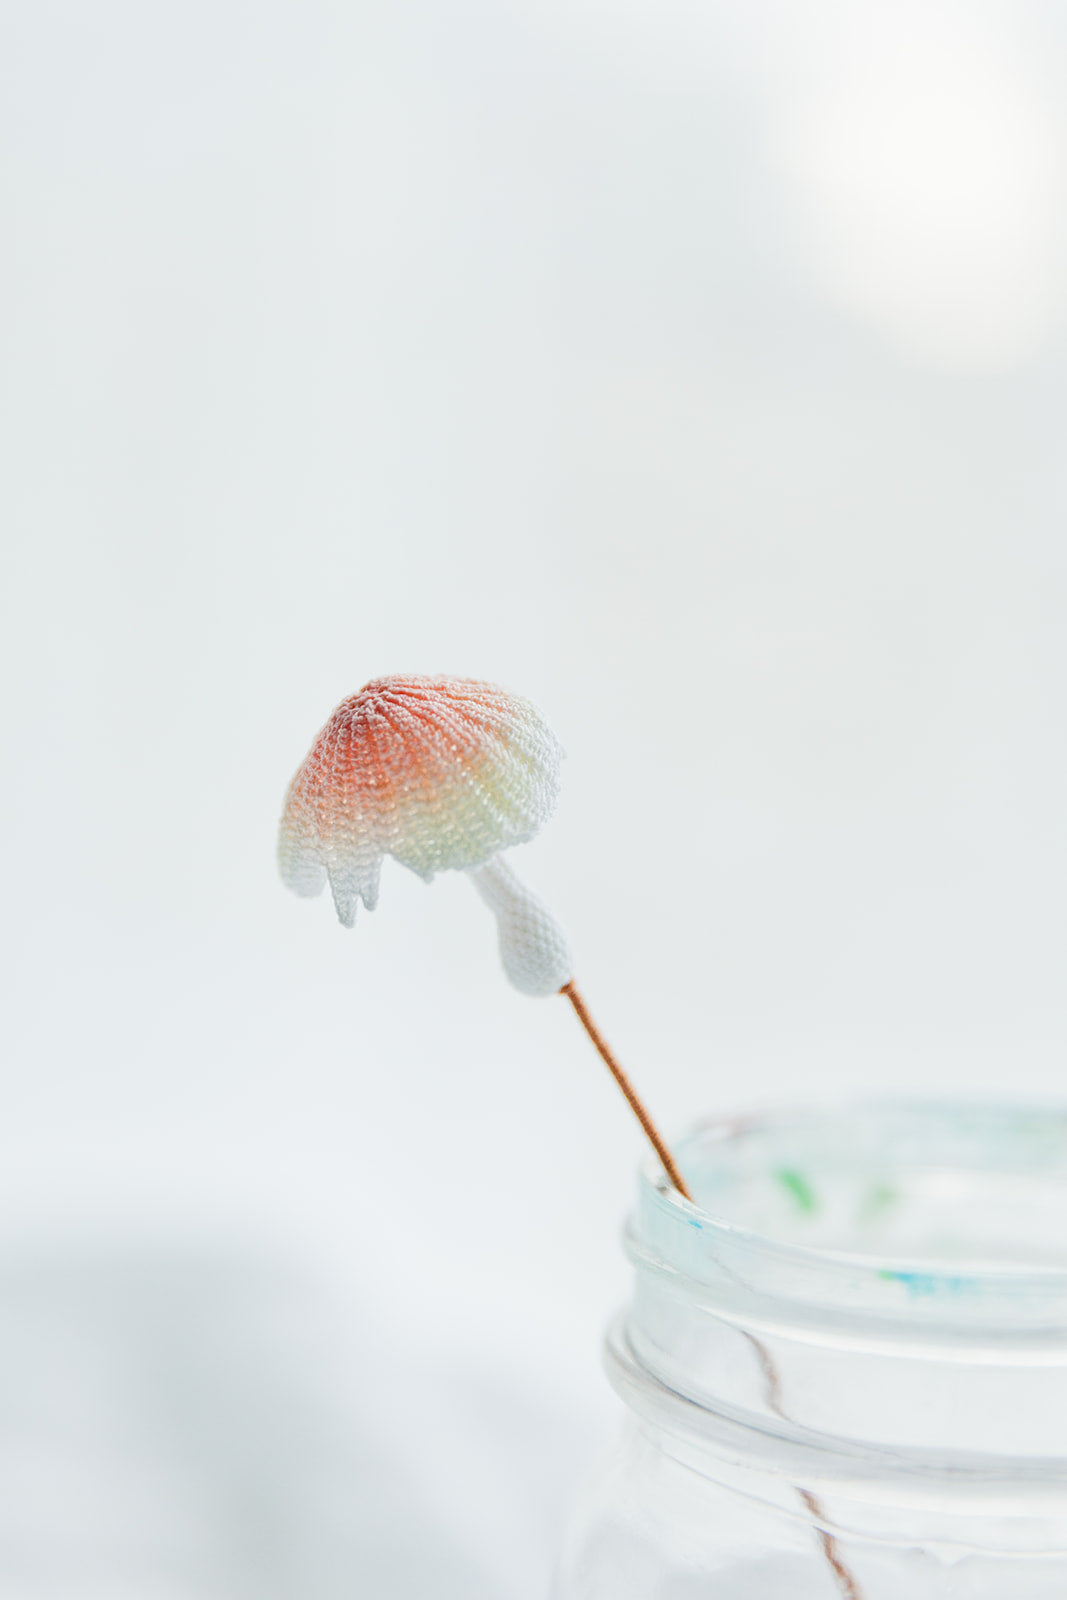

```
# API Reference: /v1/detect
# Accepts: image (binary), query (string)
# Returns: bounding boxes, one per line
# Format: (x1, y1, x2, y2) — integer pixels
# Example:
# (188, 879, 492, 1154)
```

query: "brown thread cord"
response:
(561, 981, 864, 1597)
(800, 1492, 864, 1600)
(560, 980, 693, 1201)
(743, 1332, 865, 1600)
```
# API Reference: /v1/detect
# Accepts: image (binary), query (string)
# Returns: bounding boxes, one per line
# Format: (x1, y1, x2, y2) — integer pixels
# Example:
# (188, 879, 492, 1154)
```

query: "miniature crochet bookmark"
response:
(279, 674, 691, 1199)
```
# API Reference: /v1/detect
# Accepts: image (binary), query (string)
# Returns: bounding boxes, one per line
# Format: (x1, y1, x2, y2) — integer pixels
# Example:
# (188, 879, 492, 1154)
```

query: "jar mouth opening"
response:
(635, 1099, 1067, 1330)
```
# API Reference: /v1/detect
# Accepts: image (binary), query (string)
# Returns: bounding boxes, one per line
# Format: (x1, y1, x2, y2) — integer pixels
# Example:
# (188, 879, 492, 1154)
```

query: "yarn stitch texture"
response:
(470, 857, 573, 997)
(279, 675, 564, 929)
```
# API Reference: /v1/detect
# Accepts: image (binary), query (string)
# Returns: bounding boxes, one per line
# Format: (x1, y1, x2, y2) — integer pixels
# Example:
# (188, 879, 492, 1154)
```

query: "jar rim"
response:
(633, 1098, 1067, 1343)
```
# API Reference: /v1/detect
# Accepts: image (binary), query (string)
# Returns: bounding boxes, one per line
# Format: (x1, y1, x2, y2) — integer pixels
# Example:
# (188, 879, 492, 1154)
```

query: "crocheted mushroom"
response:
(279, 676, 864, 1594)
(279, 674, 689, 1195)
(278, 674, 573, 996)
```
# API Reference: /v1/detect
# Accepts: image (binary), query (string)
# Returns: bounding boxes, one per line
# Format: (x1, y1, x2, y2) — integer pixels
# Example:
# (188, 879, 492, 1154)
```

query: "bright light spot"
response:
(775, 15, 1067, 369)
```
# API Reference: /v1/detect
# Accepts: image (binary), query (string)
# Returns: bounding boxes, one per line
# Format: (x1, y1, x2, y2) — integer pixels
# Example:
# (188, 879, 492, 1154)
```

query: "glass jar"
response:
(554, 1102, 1067, 1598)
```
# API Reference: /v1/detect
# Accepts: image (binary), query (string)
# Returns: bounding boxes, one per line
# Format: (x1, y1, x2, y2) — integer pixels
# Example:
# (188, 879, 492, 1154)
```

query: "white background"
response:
(6, 1, 1067, 1594)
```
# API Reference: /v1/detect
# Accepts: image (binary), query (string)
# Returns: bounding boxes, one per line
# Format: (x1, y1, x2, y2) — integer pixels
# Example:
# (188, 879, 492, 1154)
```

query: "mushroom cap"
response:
(278, 675, 563, 926)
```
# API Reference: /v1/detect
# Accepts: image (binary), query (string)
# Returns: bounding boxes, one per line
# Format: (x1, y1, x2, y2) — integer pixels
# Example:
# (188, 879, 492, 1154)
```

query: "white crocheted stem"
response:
(468, 856, 574, 998)
(472, 858, 694, 1202)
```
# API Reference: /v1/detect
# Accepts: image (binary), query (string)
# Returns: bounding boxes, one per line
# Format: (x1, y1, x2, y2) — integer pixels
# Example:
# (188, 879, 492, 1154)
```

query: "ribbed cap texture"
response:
(278, 675, 563, 927)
